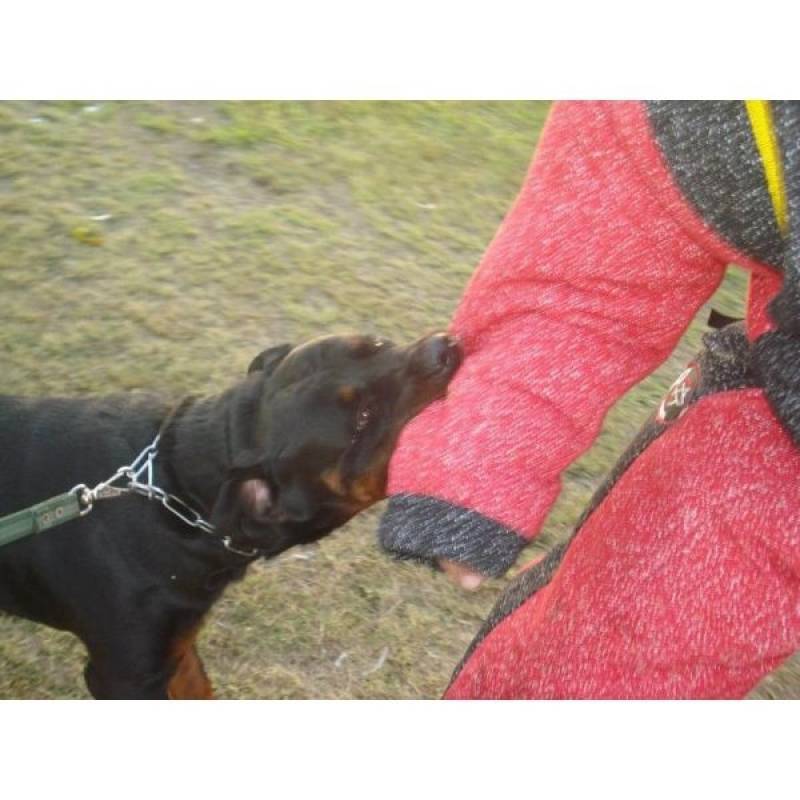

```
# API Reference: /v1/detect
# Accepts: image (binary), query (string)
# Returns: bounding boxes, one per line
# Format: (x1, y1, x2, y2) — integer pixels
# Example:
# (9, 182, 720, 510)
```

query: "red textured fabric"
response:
(446, 391, 800, 699)
(388, 101, 733, 538)
(385, 101, 800, 698)
(747, 268, 784, 340)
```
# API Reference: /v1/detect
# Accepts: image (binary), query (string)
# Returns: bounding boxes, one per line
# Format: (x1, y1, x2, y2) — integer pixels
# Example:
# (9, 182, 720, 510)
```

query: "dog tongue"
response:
(240, 478, 272, 516)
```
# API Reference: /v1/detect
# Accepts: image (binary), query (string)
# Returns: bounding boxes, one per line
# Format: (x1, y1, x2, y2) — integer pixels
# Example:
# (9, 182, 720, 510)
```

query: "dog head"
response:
(211, 333, 461, 557)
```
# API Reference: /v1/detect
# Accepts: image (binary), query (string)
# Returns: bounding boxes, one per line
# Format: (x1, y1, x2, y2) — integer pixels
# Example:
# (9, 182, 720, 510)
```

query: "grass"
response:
(0, 101, 792, 698)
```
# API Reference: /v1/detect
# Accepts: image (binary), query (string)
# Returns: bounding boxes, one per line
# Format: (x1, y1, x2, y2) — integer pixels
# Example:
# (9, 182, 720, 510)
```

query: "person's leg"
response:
(446, 389, 800, 699)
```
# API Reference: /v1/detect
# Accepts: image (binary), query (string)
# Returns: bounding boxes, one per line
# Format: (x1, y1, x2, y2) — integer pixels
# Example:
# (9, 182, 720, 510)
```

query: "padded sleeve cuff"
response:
(378, 493, 528, 578)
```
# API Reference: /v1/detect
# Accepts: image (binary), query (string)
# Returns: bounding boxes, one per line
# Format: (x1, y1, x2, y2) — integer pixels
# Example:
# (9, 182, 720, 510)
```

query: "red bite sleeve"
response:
(388, 101, 728, 539)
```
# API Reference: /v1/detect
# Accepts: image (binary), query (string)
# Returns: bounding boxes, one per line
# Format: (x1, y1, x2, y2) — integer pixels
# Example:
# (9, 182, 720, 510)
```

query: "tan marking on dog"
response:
(350, 472, 387, 506)
(167, 625, 214, 700)
(321, 467, 347, 496)
(337, 385, 357, 403)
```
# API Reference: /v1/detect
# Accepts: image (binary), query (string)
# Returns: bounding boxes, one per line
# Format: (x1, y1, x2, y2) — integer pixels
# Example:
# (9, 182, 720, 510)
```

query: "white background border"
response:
(1, 3, 796, 797)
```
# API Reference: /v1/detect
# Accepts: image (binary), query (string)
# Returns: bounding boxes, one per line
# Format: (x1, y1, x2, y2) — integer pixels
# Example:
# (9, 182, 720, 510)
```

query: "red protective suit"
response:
(379, 101, 800, 698)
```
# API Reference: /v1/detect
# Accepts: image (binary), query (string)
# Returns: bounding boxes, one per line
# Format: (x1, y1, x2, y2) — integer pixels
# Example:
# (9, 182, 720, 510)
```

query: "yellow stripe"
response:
(745, 99, 788, 235)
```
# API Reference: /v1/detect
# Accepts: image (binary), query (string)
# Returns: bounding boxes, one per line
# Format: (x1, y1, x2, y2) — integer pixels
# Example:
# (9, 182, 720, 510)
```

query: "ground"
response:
(0, 101, 794, 698)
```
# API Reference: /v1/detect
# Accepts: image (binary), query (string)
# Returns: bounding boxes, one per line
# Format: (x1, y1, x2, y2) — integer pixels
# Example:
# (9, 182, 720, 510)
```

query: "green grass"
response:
(0, 101, 790, 698)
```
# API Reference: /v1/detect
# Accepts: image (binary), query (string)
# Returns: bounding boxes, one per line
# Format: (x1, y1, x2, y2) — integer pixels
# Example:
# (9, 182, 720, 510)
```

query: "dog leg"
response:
(83, 644, 212, 700)
(167, 642, 214, 700)
(83, 628, 182, 700)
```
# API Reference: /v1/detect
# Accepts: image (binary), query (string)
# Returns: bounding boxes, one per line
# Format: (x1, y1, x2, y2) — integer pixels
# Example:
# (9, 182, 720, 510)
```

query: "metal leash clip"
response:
(69, 483, 95, 516)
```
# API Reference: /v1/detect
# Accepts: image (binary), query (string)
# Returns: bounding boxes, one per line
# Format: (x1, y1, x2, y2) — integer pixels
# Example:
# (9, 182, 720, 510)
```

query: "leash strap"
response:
(0, 438, 162, 548)
(0, 491, 84, 548)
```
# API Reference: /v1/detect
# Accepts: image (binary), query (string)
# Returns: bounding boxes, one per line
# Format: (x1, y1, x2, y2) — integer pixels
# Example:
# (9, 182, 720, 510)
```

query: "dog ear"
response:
(209, 475, 273, 535)
(247, 343, 293, 376)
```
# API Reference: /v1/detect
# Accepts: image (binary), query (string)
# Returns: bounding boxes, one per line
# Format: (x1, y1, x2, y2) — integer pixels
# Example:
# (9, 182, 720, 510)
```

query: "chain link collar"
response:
(71, 435, 260, 558)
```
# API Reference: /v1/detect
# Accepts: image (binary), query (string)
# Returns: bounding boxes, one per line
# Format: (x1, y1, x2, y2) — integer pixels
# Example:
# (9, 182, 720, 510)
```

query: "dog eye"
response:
(355, 406, 372, 432)
(353, 399, 376, 436)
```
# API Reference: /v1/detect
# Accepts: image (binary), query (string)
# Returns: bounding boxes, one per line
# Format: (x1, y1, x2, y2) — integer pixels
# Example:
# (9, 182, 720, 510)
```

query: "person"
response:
(378, 101, 800, 699)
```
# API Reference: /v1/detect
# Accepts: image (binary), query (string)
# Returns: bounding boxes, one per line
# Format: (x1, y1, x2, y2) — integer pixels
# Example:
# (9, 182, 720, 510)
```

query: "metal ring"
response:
(70, 484, 94, 516)
(222, 536, 260, 558)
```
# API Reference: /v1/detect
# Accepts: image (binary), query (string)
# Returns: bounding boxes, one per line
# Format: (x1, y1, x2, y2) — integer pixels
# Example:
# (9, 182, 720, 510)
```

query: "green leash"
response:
(0, 435, 162, 550)
(0, 491, 85, 548)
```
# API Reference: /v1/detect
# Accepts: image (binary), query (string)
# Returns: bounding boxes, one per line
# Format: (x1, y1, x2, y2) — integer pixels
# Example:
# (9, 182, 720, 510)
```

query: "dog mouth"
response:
(432, 337, 462, 377)
(409, 332, 462, 382)
(346, 335, 462, 447)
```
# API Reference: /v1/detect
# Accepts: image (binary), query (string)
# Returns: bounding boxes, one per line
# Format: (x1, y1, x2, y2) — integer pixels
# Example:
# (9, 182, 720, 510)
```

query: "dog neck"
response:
(159, 375, 262, 518)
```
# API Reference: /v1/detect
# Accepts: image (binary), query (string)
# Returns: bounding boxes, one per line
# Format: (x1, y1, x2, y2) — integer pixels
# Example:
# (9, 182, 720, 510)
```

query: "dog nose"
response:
(414, 333, 462, 377)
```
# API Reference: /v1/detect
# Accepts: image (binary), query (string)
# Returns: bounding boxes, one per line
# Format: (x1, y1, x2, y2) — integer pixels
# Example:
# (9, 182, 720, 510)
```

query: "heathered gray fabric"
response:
(378, 494, 527, 577)
(767, 101, 800, 331)
(449, 322, 758, 687)
(646, 101, 784, 269)
(753, 332, 800, 447)
(751, 102, 800, 445)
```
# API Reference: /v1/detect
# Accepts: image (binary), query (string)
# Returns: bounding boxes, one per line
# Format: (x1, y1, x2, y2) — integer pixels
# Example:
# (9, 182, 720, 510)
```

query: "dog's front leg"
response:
(84, 627, 214, 699)
(167, 643, 214, 699)
(82, 624, 186, 699)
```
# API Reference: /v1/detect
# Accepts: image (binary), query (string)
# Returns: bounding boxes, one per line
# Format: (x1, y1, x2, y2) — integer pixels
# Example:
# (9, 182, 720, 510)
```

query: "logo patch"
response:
(656, 363, 700, 425)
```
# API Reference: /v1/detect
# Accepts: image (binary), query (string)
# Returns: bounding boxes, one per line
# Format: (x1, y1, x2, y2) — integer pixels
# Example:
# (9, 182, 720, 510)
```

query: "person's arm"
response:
(379, 101, 728, 580)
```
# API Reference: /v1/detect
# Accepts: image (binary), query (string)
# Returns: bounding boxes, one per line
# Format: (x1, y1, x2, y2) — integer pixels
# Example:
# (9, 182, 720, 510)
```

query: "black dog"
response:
(0, 333, 461, 699)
